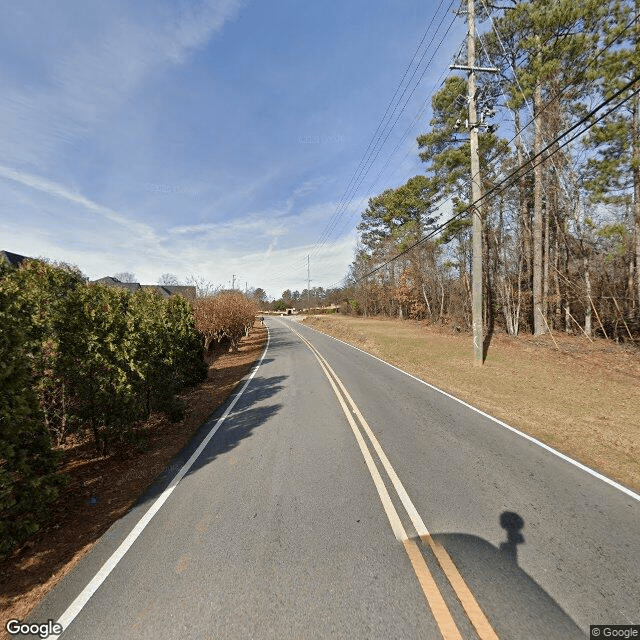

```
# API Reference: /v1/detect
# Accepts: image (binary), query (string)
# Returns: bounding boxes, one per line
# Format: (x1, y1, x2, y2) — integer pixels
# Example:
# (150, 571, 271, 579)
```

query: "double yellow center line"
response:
(286, 322, 499, 640)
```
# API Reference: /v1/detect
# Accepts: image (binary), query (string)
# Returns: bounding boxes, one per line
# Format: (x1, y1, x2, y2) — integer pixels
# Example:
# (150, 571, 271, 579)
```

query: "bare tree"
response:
(158, 273, 180, 286)
(185, 273, 220, 298)
(113, 271, 136, 283)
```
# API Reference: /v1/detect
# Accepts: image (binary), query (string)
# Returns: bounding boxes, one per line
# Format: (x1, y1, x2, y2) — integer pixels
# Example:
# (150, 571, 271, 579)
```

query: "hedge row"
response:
(0, 260, 207, 558)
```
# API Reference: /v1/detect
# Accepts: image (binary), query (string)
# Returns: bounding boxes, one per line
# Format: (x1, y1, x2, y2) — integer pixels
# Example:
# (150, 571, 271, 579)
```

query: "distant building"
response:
(0, 250, 31, 268)
(92, 276, 142, 294)
(144, 284, 196, 302)
(90, 276, 196, 302)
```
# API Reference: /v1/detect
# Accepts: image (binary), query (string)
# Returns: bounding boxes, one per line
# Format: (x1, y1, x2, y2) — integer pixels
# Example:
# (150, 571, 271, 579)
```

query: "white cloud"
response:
(0, 163, 358, 297)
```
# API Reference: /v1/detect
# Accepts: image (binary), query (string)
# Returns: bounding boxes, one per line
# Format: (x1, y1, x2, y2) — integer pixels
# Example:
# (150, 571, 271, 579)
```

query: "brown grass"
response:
(302, 315, 640, 495)
(0, 323, 267, 637)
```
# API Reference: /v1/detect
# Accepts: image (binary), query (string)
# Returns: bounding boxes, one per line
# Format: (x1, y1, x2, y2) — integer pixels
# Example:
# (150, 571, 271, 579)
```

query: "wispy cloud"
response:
(0, 1, 242, 169)
(0, 0, 448, 297)
(0, 164, 159, 242)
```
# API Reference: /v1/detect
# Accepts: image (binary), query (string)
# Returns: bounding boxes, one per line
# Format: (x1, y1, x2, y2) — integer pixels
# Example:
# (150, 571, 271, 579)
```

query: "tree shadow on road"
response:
(424, 510, 586, 639)
(266, 333, 299, 350)
(0, 330, 278, 628)
(182, 374, 287, 478)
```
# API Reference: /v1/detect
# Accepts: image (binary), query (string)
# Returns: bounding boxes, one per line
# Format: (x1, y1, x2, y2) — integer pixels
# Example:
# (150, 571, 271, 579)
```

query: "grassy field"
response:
(302, 314, 640, 495)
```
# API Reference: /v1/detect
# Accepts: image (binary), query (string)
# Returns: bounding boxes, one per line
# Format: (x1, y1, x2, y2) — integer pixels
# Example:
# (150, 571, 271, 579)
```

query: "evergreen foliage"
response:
(347, 0, 640, 340)
(0, 260, 208, 557)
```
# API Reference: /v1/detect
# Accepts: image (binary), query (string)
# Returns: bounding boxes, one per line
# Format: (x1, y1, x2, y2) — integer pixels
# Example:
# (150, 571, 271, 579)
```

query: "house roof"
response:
(141, 284, 196, 300)
(92, 277, 141, 293)
(91, 277, 196, 301)
(0, 250, 31, 267)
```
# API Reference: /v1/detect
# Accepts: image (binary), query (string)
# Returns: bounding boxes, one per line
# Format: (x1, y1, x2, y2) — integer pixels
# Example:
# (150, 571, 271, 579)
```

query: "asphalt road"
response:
(20, 316, 640, 639)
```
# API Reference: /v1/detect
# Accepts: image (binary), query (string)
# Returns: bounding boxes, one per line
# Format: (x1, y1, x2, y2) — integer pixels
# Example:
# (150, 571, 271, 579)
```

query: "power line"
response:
(371, 39, 468, 188)
(479, 1, 639, 168)
(307, 0, 459, 260)
(267, 4, 462, 291)
(327, 1, 639, 269)
(307, 4, 448, 258)
(279, 3, 639, 293)
(310, 0, 454, 257)
(323, 16, 463, 249)
(335, 72, 640, 288)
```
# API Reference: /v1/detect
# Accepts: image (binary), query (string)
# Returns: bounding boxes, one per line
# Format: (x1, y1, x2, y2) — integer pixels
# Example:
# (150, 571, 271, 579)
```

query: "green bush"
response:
(59, 284, 207, 454)
(2, 260, 85, 446)
(0, 263, 64, 558)
(59, 284, 142, 455)
(0, 260, 208, 556)
(127, 289, 206, 423)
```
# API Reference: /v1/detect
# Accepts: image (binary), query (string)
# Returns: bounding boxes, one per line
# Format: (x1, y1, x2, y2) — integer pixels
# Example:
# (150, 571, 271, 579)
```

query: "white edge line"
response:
(50, 328, 271, 639)
(294, 319, 640, 504)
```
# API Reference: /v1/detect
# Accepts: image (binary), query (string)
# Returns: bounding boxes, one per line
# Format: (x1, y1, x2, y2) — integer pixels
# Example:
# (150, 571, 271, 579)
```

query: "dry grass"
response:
(0, 323, 267, 638)
(303, 315, 640, 495)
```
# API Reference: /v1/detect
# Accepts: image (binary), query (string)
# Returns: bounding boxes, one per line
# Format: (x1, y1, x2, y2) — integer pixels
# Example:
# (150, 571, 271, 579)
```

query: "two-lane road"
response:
(23, 317, 640, 639)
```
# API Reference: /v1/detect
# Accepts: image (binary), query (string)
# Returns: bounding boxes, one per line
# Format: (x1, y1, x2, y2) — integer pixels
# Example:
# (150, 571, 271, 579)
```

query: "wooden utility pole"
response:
(467, 0, 483, 365)
(533, 39, 546, 336)
(451, 0, 497, 365)
(307, 255, 311, 313)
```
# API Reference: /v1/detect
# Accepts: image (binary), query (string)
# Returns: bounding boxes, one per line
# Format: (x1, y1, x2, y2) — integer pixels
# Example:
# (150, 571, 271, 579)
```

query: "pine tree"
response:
(584, 0, 640, 317)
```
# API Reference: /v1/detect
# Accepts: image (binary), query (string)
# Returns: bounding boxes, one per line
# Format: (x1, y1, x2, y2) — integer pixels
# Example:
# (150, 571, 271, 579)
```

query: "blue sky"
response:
(0, 0, 466, 299)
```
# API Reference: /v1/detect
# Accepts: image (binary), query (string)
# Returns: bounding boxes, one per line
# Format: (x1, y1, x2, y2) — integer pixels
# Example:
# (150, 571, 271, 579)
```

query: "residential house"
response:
(0, 250, 31, 268)
(91, 276, 196, 302)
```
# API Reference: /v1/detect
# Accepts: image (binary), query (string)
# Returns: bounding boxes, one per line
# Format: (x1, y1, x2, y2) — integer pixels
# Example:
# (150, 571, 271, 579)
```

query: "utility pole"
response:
(468, 0, 483, 366)
(307, 255, 311, 313)
(451, 0, 498, 366)
(232, 274, 235, 290)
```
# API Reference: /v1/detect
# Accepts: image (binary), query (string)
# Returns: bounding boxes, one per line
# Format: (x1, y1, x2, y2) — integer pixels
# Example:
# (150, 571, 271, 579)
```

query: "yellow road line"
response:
(286, 321, 499, 640)
(286, 324, 461, 640)
(327, 360, 499, 640)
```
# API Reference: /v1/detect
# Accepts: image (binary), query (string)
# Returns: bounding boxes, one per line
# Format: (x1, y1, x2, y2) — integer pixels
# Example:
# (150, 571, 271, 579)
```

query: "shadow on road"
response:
(427, 510, 586, 639)
(266, 333, 299, 350)
(72, 373, 287, 540)
(180, 373, 286, 479)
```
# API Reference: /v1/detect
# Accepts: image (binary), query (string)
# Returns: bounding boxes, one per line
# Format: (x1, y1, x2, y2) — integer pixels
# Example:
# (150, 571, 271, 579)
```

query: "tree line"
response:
(270, 287, 346, 312)
(345, 0, 640, 343)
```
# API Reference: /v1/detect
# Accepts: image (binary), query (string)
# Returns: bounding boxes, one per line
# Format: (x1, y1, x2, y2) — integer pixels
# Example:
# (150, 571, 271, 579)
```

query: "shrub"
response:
(194, 291, 257, 356)
(0, 263, 64, 558)
(2, 260, 86, 446)
(59, 284, 142, 455)
(127, 289, 206, 421)
(0, 260, 208, 556)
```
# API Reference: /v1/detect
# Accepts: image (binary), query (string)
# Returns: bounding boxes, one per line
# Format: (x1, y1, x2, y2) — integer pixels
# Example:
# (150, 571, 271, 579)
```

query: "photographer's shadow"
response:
(428, 511, 586, 639)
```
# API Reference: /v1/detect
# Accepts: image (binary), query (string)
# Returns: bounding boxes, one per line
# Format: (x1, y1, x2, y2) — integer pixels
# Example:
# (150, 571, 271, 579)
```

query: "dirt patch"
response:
(303, 315, 640, 495)
(0, 323, 267, 637)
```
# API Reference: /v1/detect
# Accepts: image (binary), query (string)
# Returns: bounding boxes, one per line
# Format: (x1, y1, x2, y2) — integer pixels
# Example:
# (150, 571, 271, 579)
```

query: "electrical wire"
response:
(331, 72, 640, 288)
(324, 28, 465, 249)
(307, 0, 459, 260)
(263, 1, 459, 288)
(277, 4, 639, 292)
(479, 0, 639, 167)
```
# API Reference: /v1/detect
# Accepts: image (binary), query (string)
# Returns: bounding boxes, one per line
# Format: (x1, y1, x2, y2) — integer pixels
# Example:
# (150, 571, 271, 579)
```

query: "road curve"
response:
(20, 316, 639, 639)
